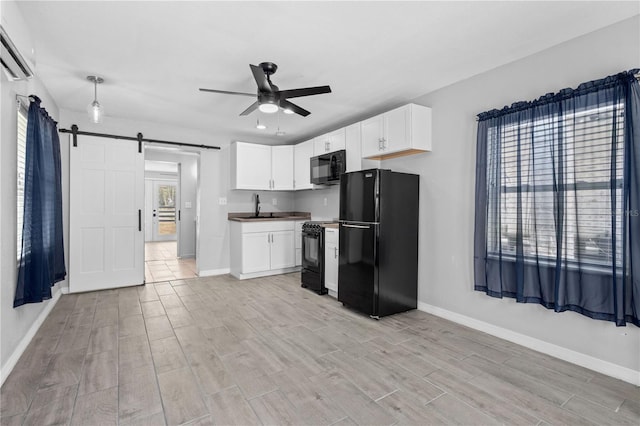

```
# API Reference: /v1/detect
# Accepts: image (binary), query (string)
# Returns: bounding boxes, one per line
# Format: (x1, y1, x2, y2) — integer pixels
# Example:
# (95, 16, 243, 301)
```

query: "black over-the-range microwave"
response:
(310, 149, 346, 185)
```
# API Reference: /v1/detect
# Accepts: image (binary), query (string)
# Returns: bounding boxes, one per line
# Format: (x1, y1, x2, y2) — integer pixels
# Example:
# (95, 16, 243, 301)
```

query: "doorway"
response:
(144, 157, 197, 283)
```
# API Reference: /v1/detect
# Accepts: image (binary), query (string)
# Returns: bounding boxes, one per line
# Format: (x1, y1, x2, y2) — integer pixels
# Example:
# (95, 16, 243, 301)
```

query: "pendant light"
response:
(86, 75, 104, 123)
(256, 118, 266, 130)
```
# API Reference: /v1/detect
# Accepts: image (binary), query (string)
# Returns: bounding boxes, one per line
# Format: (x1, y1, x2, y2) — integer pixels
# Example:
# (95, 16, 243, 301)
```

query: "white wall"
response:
(384, 16, 640, 377)
(0, 0, 65, 381)
(294, 185, 340, 220)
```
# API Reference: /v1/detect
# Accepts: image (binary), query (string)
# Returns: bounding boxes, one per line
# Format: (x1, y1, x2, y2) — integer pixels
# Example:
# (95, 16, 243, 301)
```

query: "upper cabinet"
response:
(271, 145, 294, 190)
(230, 142, 272, 190)
(361, 103, 432, 160)
(231, 104, 431, 191)
(230, 142, 293, 190)
(294, 139, 314, 190)
(344, 123, 363, 173)
(313, 128, 346, 155)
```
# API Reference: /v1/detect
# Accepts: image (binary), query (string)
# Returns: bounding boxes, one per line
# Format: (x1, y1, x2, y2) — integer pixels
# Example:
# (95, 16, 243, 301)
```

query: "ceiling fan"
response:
(199, 62, 331, 117)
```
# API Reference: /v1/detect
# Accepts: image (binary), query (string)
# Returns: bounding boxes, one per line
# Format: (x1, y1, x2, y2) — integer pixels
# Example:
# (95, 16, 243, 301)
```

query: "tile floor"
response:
(145, 241, 197, 283)
(1, 273, 638, 425)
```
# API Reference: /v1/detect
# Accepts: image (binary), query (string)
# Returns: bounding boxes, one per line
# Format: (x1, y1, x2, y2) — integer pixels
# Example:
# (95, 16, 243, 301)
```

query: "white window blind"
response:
(17, 103, 27, 260)
(486, 102, 625, 268)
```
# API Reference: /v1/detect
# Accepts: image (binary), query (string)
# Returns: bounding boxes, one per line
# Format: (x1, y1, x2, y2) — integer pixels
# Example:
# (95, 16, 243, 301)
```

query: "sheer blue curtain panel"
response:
(14, 96, 66, 307)
(474, 70, 640, 327)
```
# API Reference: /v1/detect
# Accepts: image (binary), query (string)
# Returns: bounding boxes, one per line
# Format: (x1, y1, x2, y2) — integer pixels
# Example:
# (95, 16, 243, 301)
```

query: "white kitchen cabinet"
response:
(230, 141, 272, 190)
(314, 128, 346, 155)
(324, 227, 339, 295)
(361, 103, 432, 160)
(240, 232, 271, 273)
(294, 220, 305, 266)
(345, 123, 362, 173)
(230, 220, 298, 279)
(230, 141, 294, 190)
(271, 145, 294, 190)
(270, 230, 296, 269)
(293, 139, 314, 190)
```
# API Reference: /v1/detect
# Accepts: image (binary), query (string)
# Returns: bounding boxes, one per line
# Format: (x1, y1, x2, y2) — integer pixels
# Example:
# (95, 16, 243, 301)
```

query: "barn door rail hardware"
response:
(59, 124, 221, 152)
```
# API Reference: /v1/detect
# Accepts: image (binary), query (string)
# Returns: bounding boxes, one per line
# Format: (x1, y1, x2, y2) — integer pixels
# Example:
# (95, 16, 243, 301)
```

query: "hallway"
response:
(145, 241, 197, 283)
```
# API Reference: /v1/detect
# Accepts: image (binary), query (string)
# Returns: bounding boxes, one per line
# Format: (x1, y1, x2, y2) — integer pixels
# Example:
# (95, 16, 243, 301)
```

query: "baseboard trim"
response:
(1, 288, 63, 386)
(231, 266, 300, 280)
(198, 268, 231, 277)
(417, 302, 640, 386)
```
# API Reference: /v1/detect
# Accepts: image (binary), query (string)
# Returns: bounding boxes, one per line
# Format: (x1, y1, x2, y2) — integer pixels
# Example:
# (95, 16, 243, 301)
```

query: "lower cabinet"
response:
(294, 220, 304, 266)
(230, 221, 297, 279)
(324, 227, 339, 295)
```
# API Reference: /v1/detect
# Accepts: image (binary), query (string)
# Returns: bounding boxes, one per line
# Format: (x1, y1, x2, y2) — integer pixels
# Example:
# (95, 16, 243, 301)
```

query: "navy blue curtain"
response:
(474, 70, 640, 327)
(14, 96, 66, 308)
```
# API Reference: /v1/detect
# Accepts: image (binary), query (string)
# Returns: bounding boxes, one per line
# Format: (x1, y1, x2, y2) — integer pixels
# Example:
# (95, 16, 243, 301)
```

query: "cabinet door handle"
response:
(334, 247, 338, 258)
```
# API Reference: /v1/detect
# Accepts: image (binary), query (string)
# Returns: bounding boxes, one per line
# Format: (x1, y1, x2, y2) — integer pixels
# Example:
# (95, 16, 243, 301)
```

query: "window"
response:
(474, 69, 640, 326)
(16, 102, 27, 261)
(486, 102, 625, 269)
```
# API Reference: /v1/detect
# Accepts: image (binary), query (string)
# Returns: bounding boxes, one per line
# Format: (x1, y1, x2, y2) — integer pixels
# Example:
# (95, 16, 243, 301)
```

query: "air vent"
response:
(0, 25, 33, 81)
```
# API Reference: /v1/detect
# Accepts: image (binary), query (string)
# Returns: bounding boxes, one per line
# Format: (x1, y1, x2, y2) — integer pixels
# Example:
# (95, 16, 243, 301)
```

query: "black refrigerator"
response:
(338, 169, 419, 318)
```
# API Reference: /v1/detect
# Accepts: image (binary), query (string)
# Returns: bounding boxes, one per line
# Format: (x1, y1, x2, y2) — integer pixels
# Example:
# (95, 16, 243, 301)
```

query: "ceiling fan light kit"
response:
(200, 62, 331, 118)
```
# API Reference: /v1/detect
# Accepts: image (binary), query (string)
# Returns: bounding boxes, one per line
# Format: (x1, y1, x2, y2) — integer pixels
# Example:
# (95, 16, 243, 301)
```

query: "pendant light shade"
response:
(86, 75, 104, 123)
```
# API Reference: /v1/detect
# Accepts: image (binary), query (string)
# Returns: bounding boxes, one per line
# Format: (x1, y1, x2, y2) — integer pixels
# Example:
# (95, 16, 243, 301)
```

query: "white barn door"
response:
(70, 135, 144, 292)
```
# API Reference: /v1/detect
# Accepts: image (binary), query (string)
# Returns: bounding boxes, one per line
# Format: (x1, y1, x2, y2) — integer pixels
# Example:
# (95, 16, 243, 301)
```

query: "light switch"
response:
(184, 201, 192, 208)
(272, 198, 277, 206)
(218, 197, 227, 205)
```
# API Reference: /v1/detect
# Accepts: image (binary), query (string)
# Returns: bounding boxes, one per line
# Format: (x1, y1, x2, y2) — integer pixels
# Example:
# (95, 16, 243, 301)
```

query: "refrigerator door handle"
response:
(341, 223, 370, 229)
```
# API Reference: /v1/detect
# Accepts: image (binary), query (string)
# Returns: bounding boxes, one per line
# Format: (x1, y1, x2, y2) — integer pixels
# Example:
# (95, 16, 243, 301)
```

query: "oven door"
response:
(301, 231, 322, 273)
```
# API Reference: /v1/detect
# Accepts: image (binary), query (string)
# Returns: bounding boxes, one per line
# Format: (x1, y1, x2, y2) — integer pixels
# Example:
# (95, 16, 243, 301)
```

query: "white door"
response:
(152, 180, 177, 241)
(70, 135, 144, 292)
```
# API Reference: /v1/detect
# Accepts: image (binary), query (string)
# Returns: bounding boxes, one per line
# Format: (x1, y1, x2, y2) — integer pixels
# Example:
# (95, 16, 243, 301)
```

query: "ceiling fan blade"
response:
(280, 99, 310, 117)
(278, 85, 332, 100)
(239, 101, 259, 116)
(250, 64, 273, 92)
(199, 88, 256, 97)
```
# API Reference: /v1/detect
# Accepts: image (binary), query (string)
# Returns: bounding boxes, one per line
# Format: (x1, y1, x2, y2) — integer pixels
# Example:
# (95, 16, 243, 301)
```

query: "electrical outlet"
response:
(184, 201, 192, 208)
(218, 197, 227, 205)
(272, 198, 277, 206)
(323, 197, 328, 206)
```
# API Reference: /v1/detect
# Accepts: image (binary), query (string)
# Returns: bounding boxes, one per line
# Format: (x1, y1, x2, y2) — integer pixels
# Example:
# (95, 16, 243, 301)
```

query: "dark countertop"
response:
(322, 223, 339, 229)
(228, 211, 311, 222)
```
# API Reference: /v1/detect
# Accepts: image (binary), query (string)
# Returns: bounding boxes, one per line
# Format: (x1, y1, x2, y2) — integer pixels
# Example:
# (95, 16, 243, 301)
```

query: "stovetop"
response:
(302, 221, 336, 232)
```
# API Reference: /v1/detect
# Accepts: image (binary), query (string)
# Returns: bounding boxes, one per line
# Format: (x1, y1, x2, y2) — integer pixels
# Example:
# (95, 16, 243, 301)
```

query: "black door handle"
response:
(178, 210, 181, 221)
(138, 209, 142, 231)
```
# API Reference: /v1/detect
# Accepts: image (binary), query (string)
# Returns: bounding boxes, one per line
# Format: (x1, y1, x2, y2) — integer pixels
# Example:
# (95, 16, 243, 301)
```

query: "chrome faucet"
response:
(254, 193, 261, 217)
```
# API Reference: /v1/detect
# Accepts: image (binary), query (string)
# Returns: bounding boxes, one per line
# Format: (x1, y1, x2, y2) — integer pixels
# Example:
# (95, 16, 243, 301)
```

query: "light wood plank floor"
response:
(1, 273, 638, 425)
